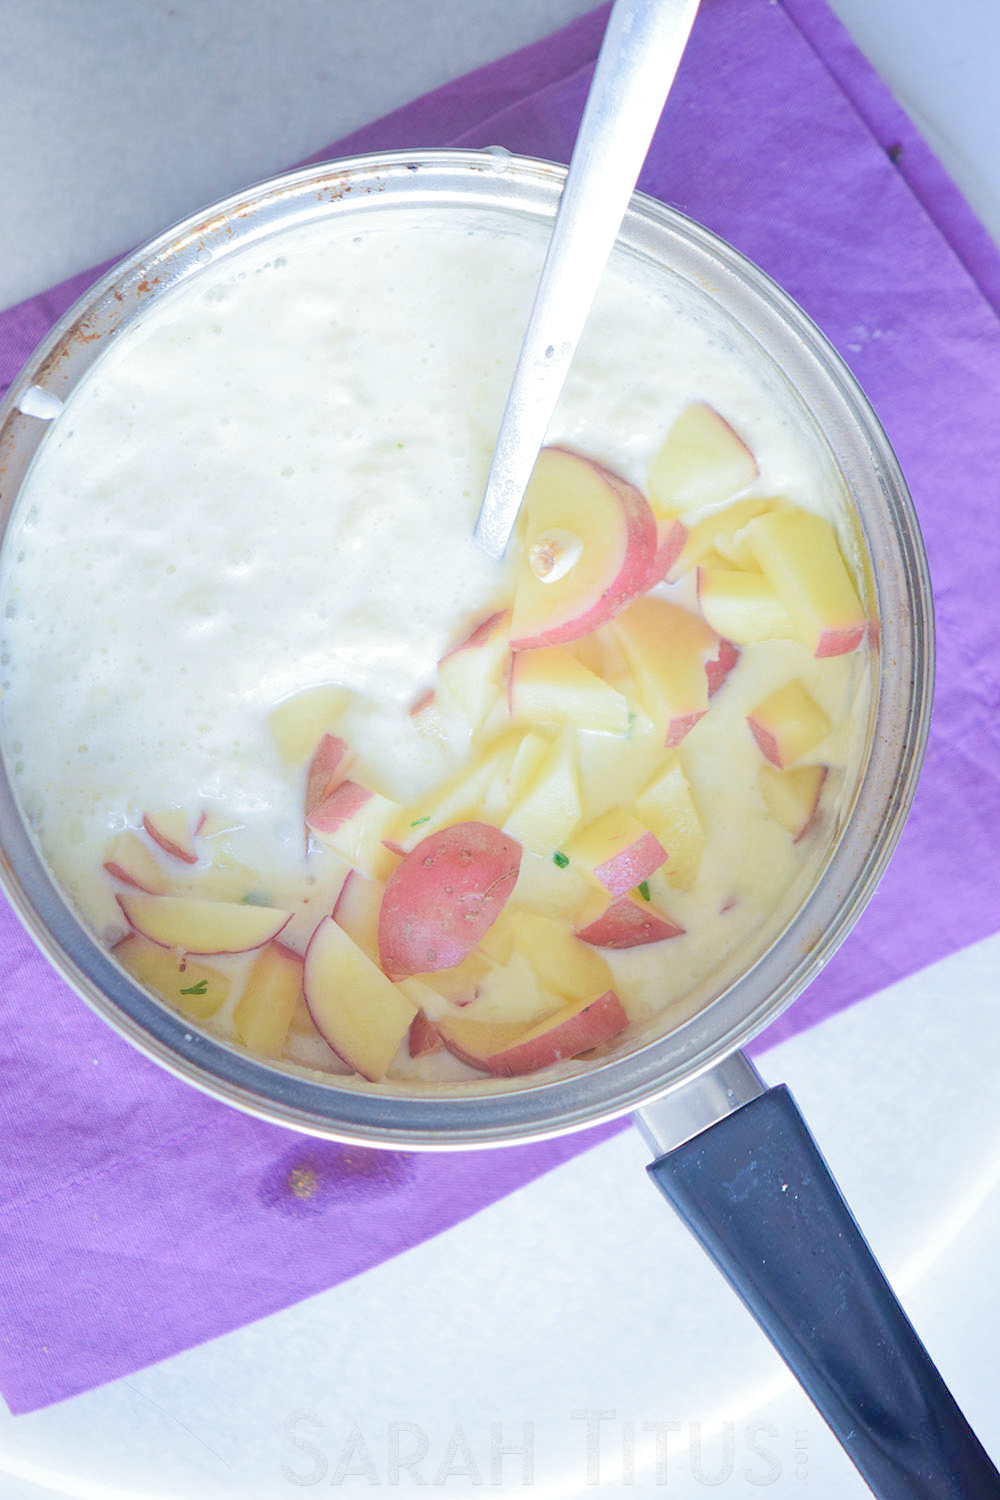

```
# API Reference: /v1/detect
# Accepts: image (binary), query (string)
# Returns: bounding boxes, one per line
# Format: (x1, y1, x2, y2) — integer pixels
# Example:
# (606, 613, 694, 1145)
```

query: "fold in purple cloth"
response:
(2, 0, 999, 1414)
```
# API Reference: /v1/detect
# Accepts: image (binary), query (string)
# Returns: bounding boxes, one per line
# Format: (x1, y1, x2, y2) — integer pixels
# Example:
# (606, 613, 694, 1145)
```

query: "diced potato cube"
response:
(503, 730, 583, 854)
(566, 808, 667, 897)
(748, 680, 831, 767)
(635, 753, 706, 891)
(648, 402, 758, 518)
(115, 932, 230, 1020)
(745, 510, 867, 657)
(269, 685, 353, 763)
(697, 567, 797, 645)
(509, 646, 630, 735)
(758, 763, 827, 839)
(233, 941, 303, 1058)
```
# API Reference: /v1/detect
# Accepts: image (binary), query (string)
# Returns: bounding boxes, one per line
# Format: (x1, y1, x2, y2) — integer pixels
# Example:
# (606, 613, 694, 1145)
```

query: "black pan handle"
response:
(645, 1080, 1000, 1498)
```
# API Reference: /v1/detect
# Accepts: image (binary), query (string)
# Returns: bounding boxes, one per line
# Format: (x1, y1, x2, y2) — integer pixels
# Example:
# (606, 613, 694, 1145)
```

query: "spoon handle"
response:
(474, 0, 701, 560)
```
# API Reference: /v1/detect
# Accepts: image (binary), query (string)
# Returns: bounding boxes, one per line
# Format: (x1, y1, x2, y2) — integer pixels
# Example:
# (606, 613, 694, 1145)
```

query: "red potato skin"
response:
(102, 857, 161, 894)
(815, 623, 867, 658)
(142, 812, 198, 864)
(705, 638, 740, 698)
(747, 718, 783, 768)
(645, 519, 689, 589)
(440, 610, 508, 660)
(330, 867, 383, 956)
(592, 830, 667, 898)
(664, 710, 705, 749)
(576, 896, 684, 948)
(408, 1010, 443, 1058)
(306, 778, 372, 835)
(115, 892, 292, 954)
(441, 990, 628, 1076)
(305, 734, 355, 817)
(793, 767, 828, 844)
(378, 821, 522, 979)
(510, 453, 659, 650)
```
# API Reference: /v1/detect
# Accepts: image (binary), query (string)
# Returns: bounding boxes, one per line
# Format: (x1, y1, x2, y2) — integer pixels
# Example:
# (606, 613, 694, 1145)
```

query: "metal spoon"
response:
(473, 0, 702, 560)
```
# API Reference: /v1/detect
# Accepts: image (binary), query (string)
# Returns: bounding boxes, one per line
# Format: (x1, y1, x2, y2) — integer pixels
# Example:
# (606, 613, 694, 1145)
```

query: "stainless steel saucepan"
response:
(0, 152, 994, 1498)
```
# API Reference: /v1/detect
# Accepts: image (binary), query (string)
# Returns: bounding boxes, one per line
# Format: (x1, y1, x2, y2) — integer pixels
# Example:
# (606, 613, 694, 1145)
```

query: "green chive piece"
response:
(637, 881, 651, 902)
(410, 816, 431, 827)
(553, 851, 569, 868)
(179, 978, 209, 996)
(242, 890, 271, 907)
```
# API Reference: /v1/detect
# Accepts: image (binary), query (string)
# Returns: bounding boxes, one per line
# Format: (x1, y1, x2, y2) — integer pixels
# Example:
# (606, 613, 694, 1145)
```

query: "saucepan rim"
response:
(0, 148, 934, 1148)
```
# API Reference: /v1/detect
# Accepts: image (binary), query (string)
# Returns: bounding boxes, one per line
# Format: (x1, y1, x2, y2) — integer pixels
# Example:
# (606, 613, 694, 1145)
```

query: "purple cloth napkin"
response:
(2, 0, 999, 1415)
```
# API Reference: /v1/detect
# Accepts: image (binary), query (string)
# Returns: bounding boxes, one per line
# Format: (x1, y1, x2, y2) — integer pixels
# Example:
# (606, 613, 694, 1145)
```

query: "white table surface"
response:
(2, 3, 999, 1496)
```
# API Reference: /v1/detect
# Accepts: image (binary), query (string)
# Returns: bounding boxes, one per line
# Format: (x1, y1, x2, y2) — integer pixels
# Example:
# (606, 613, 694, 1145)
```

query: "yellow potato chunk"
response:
(748, 681, 831, 768)
(268, 685, 353, 762)
(635, 753, 706, 891)
(234, 941, 303, 1058)
(115, 933, 229, 1021)
(745, 510, 867, 657)
(503, 730, 583, 854)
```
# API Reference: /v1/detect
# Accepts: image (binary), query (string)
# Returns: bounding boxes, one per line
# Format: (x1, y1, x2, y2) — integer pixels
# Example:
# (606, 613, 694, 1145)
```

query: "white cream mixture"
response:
(0, 206, 870, 1081)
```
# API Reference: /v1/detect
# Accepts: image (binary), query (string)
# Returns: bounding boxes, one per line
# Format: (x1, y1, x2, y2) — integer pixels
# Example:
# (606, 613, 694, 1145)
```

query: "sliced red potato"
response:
(575, 736, 665, 833)
(505, 730, 553, 803)
(306, 779, 400, 881)
(408, 1009, 443, 1058)
(377, 821, 522, 979)
(437, 989, 628, 1077)
(118, 891, 291, 953)
(195, 811, 244, 841)
(510, 448, 658, 649)
(508, 646, 630, 736)
(303, 916, 417, 1081)
(512, 910, 613, 1001)
(635, 753, 705, 892)
(288, 994, 323, 1038)
(503, 729, 582, 854)
(705, 638, 741, 699)
(478, 731, 530, 825)
(268, 684, 352, 763)
(576, 891, 684, 948)
(758, 763, 827, 840)
(184, 849, 273, 906)
(697, 567, 797, 645)
(409, 689, 448, 745)
(667, 495, 778, 580)
(566, 808, 667, 898)
(748, 680, 831, 768)
(463, 951, 565, 1027)
(437, 611, 510, 731)
(114, 932, 230, 1020)
(409, 950, 494, 1006)
(744, 510, 867, 657)
(103, 831, 169, 895)
(233, 941, 304, 1058)
(476, 908, 520, 965)
(331, 869, 384, 960)
(305, 734, 356, 817)
(391, 736, 520, 854)
(647, 402, 758, 518)
(645, 518, 689, 588)
(395, 974, 451, 1013)
(569, 625, 632, 695)
(142, 808, 199, 864)
(612, 597, 718, 747)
